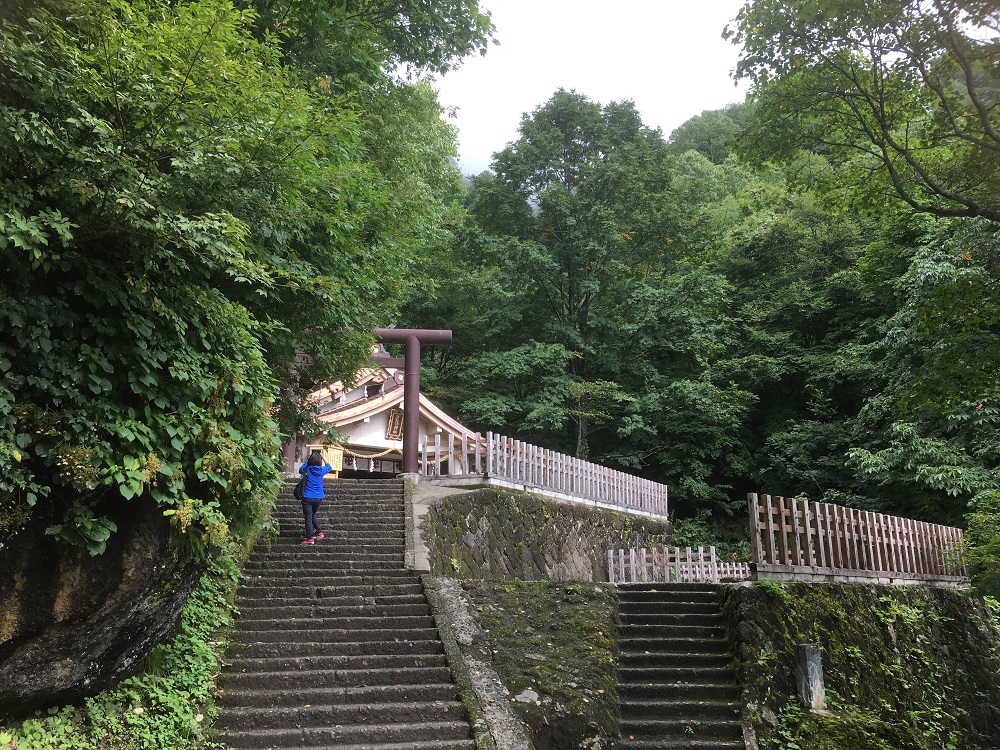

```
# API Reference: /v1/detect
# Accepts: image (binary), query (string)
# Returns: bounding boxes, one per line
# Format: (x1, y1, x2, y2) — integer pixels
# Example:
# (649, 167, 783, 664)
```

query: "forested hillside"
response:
(401, 0, 1000, 587)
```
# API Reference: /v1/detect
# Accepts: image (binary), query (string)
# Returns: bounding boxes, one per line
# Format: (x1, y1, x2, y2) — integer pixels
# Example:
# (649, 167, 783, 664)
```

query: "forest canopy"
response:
(402, 1, 1000, 583)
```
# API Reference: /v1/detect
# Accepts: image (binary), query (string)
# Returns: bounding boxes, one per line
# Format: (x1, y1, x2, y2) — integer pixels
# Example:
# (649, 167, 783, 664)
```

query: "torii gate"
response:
(281, 328, 452, 474)
(371, 328, 452, 474)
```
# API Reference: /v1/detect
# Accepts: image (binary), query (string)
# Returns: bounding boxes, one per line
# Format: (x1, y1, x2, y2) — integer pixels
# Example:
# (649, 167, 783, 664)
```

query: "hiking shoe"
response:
(300, 538, 314, 545)
(315, 532, 325, 539)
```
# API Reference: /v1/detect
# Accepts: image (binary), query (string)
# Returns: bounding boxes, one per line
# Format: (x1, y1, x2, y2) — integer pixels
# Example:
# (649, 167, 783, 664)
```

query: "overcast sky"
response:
(432, 0, 752, 176)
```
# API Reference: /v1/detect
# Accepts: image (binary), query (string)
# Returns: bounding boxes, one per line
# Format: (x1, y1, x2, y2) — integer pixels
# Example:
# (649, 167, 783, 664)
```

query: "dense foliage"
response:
(0, 0, 489, 555)
(402, 4, 1000, 585)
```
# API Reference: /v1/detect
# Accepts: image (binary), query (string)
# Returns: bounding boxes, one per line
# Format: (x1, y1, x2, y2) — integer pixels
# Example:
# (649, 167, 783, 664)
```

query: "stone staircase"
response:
(617, 583, 744, 749)
(214, 478, 475, 750)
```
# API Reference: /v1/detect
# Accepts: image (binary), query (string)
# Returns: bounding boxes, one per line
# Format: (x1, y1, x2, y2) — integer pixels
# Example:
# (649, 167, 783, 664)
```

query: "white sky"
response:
(432, 0, 751, 176)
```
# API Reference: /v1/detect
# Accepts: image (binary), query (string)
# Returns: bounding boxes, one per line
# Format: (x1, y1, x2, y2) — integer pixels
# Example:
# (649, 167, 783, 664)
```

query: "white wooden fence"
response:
(608, 545, 751, 584)
(419, 431, 669, 518)
(485, 432, 669, 517)
(420, 431, 483, 476)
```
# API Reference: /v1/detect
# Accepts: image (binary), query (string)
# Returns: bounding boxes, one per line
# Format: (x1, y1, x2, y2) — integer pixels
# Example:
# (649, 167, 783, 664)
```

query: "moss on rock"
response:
(721, 582, 1000, 750)
(460, 579, 620, 750)
(423, 487, 671, 582)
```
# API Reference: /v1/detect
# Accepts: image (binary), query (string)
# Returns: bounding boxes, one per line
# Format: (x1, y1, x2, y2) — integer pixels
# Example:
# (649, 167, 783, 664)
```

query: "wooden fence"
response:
(608, 545, 751, 584)
(420, 431, 669, 518)
(485, 432, 668, 517)
(420, 431, 483, 476)
(748, 493, 967, 582)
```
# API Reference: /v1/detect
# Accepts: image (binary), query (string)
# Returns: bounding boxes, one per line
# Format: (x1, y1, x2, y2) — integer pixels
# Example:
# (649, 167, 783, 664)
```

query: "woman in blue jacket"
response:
(297, 449, 333, 545)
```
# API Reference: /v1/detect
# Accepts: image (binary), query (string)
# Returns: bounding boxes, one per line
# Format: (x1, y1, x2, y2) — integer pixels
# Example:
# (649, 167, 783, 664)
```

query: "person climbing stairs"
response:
(214, 477, 475, 750)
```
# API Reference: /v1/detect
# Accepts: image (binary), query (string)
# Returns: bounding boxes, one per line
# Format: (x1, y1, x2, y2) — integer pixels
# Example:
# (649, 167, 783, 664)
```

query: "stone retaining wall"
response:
(420, 487, 672, 581)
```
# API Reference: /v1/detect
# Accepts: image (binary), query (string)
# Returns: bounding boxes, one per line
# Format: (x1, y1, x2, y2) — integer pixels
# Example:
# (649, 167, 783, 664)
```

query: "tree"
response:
(467, 90, 680, 457)
(727, 0, 1000, 222)
(668, 104, 748, 164)
(237, 0, 494, 80)
(0, 0, 478, 553)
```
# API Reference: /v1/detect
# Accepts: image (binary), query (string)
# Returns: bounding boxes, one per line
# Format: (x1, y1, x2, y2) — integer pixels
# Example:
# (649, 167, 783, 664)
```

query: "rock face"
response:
(0, 494, 203, 718)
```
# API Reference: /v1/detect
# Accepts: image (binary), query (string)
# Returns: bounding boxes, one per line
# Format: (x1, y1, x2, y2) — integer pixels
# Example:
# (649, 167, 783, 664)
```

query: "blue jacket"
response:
(298, 462, 333, 499)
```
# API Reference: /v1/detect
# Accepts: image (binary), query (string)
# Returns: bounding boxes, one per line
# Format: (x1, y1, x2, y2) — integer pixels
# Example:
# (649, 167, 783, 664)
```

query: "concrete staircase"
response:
(214, 478, 475, 750)
(617, 583, 744, 750)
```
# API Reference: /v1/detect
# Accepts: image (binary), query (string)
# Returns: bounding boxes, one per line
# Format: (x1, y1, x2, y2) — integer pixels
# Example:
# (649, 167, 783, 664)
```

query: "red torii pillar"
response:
(373, 328, 452, 474)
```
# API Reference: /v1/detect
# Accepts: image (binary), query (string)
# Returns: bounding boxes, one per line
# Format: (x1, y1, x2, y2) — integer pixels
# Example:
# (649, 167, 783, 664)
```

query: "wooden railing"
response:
(608, 545, 751, 584)
(749, 493, 967, 582)
(420, 431, 483, 476)
(485, 432, 668, 517)
(419, 431, 669, 518)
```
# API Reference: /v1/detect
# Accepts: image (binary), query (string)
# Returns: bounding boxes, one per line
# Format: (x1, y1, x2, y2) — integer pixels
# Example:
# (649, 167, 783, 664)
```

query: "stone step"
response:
(217, 682, 460, 709)
(237, 586, 423, 602)
(218, 665, 454, 691)
(272, 517, 401, 525)
(227, 639, 445, 660)
(618, 638, 730, 656)
(274, 509, 402, 516)
(235, 615, 437, 632)
(263, 532, 405, 542)
(620, 698, 740, 721)
(620, 738, 745, 750)
(240, 571, 414, 585)
(229, 626, 443, 645)
(237, 583, 425, 600)
(215, 699, 467, 731)
(236, 603, 430, 620)
(619, 623, 726, 639)
(236, 593, 427, 615)
(619, 601, 718, 616)
(619, 681, 739, 702)
(224, 653, 447, 674)
(618, 583, 719, 592)
(243, 557, 406, 573)
(217, 479, 473, 750)
(616, 583, 744, 749)
(618, 590, 719, 605)
(620, 717, 744, 740)
(617, 613, 723, 627)
(617, 656, 734, 675)
(215, 720, 472, 749)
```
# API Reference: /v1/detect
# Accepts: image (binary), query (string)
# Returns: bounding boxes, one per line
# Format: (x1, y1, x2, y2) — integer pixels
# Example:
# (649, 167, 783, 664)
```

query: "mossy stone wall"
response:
(421, 487, 671, 581)
(459, 579, 619, 750)
(722, 582, 1000, 750)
